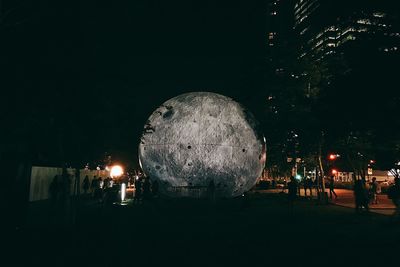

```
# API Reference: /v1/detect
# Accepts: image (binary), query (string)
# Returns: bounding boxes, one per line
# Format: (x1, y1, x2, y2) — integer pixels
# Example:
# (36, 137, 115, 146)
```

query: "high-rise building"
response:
(266, 0, 296, 77)
(294, 0, 399, 62)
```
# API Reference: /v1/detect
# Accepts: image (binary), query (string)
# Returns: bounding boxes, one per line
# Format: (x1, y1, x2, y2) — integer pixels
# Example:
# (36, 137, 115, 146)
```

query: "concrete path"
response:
(328, 188, 395, 215)
(257, 188, 396, 216)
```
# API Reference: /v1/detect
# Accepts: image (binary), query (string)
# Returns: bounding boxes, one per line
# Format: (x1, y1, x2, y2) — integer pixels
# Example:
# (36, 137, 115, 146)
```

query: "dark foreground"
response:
(6, 193, 400, 266)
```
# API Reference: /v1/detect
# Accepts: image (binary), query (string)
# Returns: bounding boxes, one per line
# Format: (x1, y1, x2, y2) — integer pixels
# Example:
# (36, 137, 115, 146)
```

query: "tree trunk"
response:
(318, 134, 326, 193)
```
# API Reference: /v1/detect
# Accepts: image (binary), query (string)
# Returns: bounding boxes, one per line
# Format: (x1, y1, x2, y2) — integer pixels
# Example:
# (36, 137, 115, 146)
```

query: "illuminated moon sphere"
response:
(138, 92, 266, 198)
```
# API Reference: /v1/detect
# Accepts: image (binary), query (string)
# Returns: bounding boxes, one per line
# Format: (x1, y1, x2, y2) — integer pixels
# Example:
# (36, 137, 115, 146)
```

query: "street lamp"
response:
(110, 165, 124, 179)
(110, 165, 127, 204)
(328, 154, 340, 160)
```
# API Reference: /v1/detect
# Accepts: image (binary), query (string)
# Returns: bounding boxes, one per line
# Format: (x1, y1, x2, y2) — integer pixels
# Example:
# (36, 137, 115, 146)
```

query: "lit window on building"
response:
(340, 27, 356, 36)
(313, 40, 324, 49)
(382, 47, 398, 52)
(268, 32, 276, 40)
(325, 26, 336, 32)
(341, 35, 356, 43)
(373, 12, 386, 18)
(300, 27, 309, 35)
(315, 31, 324, 39)
(357, 19, 372, 25)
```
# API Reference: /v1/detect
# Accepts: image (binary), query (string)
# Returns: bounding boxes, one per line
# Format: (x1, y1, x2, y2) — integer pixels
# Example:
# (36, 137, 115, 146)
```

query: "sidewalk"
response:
(257, 188, 396, 216)
(328, 188, 395, 216)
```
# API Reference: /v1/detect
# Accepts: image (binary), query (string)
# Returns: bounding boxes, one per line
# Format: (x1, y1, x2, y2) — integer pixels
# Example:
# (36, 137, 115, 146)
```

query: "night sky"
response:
(2, 0, 269, 168)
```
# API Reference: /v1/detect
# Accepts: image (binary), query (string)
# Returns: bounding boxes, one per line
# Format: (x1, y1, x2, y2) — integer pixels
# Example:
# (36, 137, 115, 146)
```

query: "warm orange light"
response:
(110, 165, 124, 178)
(331, 169, 338, 175)
(329, 154, 337, 160)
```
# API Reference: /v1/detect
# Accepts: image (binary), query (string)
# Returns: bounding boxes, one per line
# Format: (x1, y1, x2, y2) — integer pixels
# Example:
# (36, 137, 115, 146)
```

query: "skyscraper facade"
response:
(266, 0, 296, 77)
(294, 0, 399, 62)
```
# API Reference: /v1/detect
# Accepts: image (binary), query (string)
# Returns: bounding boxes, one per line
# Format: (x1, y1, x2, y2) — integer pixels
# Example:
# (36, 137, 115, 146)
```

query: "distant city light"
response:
(329, 154, 340, 160)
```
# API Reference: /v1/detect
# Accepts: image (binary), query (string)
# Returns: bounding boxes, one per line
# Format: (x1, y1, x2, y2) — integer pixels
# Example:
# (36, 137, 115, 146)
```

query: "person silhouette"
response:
(95, 177, 103, 203)
(134, 177, 143, 203)
(287, 176, 298, 214)
(329, 175, 338, 200)
(143, 177, 151, 200)
(90, 175, 97, 197)
(82, 175, 90, 195)
(354, 179, 369, 213)
(369, 177, 379, 204)
(305, 176, 313, 197)
(49, 175, 59, 214)
(152, 179, 159, 198)
(288, 176, 298, 202)
(389, 177, 400, 220)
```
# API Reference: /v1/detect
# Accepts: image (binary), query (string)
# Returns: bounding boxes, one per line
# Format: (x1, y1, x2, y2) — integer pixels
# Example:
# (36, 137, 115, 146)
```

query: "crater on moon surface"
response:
(138, 92, 266, 198)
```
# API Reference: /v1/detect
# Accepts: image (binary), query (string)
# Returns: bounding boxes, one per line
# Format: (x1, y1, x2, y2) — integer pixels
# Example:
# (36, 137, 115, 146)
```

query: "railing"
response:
(167, 186, 209, 198)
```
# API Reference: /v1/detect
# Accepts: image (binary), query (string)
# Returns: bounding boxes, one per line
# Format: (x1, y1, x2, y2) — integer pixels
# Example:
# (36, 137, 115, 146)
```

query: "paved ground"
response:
(263, 188, 396, 215)
(330, 189, 395, 215)
(6, 191, 400, 267)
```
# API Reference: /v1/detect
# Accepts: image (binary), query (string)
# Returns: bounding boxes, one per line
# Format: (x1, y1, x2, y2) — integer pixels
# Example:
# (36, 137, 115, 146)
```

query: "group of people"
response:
(286, 174, 400, 218)
(133, 176, 159, 203)
(388, 177, 400, 219)
(285, 175, 317, 200)
(50, 171, 162, 206)
(81, 175, 114, 202)
(48, 172, 72, 213)
(358, 176, 400, 218)
(353, 177, 384, 212)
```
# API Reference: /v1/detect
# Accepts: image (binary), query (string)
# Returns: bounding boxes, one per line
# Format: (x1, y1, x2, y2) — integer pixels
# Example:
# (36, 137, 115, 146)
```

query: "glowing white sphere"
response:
(110, 165, 124, 178)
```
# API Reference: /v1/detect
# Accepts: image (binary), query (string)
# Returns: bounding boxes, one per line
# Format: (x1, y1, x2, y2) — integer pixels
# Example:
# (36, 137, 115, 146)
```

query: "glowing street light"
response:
(110, 165, 124, 178)
(328, 154, 340, 160)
